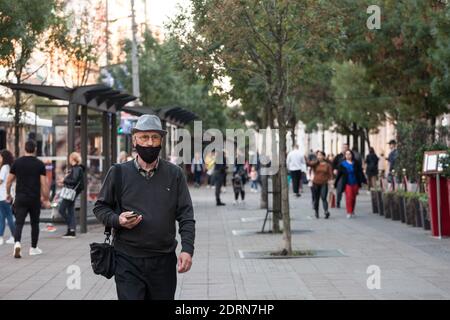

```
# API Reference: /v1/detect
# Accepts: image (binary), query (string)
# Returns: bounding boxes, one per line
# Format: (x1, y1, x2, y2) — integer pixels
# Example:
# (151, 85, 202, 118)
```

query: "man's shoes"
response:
(62, 230, 76, 239)
(295, 193, 301, 198)
(216, 202, 226, 206)
(29, 247, 43, 256)
(325, 212, 330, 219)
(233, 200, 237, 205)
(13, 242, 21, 258)
(315, 211, 319, 219)
(336, 202, 341, 209)
(346, 214, 352, 219)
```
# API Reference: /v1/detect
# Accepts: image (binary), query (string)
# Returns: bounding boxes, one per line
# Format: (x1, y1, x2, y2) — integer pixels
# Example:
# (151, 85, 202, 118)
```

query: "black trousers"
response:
(14, 199, 41, 247)
(114, 250, 177, 300)
(312, 183, 329, 213)
(234, 188, 245, 200)
(336, 178, 345, 206)
(290, 170, 302, 194)
(214, 173, 225, 204)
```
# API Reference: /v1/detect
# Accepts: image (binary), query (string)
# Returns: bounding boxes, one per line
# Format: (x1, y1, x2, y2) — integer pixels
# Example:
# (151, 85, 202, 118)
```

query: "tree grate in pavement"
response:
(238, 249, 345, 259)
(232, 229, 312, 236)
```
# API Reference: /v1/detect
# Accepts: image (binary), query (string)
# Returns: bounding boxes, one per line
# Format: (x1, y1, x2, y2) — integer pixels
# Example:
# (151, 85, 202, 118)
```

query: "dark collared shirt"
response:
(134, 157, 159, 180)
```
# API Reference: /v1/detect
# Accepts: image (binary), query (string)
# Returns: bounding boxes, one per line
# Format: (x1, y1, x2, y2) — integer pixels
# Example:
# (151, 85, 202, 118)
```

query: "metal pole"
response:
(102, 112, 111, 178)
(80, 105, 88, 233)
(437, 173, 442, 239)
(111, 113, 118, 164)
(67, 103, 77, 157)
(131, 0, 140, 100)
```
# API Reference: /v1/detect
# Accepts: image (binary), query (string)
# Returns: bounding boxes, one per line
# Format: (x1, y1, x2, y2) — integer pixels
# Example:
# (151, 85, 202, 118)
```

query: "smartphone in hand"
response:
(126, 212, 139, 220)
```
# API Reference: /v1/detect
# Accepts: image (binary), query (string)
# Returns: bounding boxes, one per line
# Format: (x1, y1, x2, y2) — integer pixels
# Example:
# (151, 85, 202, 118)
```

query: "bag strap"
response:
(104, 164, 122, 240)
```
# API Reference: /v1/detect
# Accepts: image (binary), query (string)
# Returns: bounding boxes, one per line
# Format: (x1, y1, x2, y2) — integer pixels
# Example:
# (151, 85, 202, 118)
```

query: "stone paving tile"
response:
(2, 186, 450, 300)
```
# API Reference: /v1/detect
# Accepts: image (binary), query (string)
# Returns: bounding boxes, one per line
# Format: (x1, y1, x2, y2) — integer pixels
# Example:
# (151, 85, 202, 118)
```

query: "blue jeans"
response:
(0, 200, 16, 237)
(58, 199, 76, 230)
(251, 180, 258, 190)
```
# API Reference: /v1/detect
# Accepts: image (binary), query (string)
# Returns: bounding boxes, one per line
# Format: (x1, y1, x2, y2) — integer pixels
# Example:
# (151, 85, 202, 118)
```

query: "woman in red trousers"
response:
(334, 150, 365, 219)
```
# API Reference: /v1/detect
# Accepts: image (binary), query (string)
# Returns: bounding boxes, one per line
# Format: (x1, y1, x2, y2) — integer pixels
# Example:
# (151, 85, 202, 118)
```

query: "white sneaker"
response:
(6, 236, 14, 244)
(29, 247, 43, 256)
(0, 237, 3, 245)
(13, 242, 21, 258)
(346, 214, 352, 219)
(233, 200, 237, 205)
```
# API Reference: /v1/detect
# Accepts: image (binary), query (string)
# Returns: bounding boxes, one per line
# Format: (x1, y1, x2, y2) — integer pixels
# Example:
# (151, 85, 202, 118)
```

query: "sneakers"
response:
(6, 236, 15, 244)
(216, 202, 226, 206)
(29, 247, 43, 256)
(62, 230, 76, 239)
(325, 212, 330, 219)
(346, 214, 352, 219)
(0, 237, 3, 245)
(13, 242, 21, 258)
(233, 200, 237, 205)
(315, 211, 319, 219)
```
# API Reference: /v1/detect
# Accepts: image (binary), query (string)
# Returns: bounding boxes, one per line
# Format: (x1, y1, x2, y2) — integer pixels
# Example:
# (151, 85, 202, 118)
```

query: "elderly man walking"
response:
(93, 114, 196, 300)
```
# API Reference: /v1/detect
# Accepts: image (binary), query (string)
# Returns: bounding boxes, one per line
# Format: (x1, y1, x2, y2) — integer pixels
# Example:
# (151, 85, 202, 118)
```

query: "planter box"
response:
(399, 195, 407, 223)
(405, 198, 417, 226)
(377, 191, 384, 216)
(391, 194, 401, 221)
(383, 193, 392, 219)
(371, 191, 379, 214)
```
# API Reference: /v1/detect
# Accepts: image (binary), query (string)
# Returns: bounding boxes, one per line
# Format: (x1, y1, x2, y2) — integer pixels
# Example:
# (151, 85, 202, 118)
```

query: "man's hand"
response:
(6, 194, 12, 204)
(119, 211, 143, 229)
(178, 252, 192, 273)
(333, 169, 338, 176)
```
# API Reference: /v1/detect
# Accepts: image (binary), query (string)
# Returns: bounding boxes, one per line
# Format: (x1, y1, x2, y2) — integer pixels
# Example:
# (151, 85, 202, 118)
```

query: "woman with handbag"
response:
(0, 149, 15, 245)
(59, 152, 84, 238)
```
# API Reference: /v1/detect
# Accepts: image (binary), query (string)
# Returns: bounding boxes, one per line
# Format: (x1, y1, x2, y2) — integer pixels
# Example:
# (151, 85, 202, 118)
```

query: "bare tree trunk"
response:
(278, 118, 292, 255)
(14, 76, 21, 158)
(272, 172, 281, 233)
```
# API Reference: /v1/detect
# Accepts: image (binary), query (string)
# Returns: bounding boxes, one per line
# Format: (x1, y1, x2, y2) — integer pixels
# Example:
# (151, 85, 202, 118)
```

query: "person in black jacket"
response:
(213, 150, 227, 206)
(332, 143, 349, 208)
(93, 114, 195, 300)
(365, 147, 379, 190)
(334, 150, 365, 219)
(58, 152, 84, 239)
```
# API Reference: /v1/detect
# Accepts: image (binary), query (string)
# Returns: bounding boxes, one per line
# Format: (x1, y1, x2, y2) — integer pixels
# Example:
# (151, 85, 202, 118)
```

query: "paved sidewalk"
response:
(1, 186, 450, 300)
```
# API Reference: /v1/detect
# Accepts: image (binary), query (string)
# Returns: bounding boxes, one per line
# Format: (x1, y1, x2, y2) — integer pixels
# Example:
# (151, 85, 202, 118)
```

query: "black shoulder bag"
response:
(89, 164, 122, 279)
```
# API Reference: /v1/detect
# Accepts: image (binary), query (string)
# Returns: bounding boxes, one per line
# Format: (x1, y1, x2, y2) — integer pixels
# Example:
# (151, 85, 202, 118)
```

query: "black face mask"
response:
(135, 144, 161, 164)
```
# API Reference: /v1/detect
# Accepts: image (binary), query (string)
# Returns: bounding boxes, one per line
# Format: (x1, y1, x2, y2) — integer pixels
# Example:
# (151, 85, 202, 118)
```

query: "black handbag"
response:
(90, 164, 122, 279)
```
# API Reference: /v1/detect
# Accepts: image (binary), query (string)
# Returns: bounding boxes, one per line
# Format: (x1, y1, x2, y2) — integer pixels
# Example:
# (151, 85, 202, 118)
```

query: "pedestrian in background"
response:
(213, 150, 227, 206)
(332, 143, 349, 209)
(334, 150, 364, 219)
(286, 145, 306, 197)
(306, 151, 333, 219)
(205, 151, 215, 189)
(365, 147, 379, 190)
(6, 140, 51, 258)
(191, 152, 204, 188)
(250, 166, 258, 192)
(58, 152, 85, 239)
(0, 149, 15, 245)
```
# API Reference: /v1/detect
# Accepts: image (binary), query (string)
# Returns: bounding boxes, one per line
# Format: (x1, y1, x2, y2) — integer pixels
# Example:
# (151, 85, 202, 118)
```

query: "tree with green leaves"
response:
(108, 31, 229, 131)
(171, 0, 343, 254)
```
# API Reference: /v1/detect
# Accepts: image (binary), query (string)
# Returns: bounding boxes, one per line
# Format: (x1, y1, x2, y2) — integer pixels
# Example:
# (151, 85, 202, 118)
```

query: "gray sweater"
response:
(93, 159, 195, 258)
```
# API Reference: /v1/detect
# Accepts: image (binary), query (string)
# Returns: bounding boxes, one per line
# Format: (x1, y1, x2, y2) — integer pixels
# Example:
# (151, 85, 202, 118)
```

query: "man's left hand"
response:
(178, 252, 192, 273)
